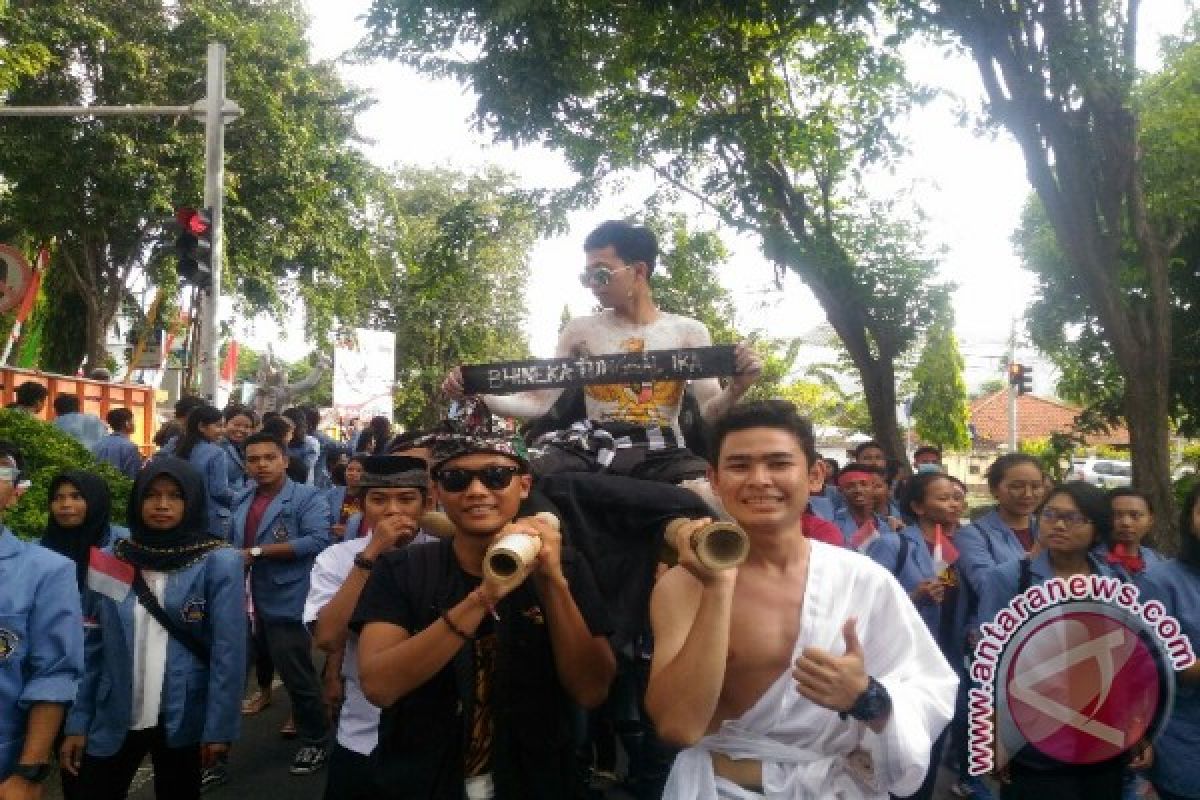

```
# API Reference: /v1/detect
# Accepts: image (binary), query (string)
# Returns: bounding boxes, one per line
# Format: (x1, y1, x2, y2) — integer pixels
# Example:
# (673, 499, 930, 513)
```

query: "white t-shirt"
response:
(485, 310, 722, 439)
(304, 531, 434, 755)
(131, 570, 169, 730)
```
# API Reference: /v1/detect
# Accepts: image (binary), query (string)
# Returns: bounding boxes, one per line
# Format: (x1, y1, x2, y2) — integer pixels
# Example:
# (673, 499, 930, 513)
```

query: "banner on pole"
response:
(333, 328, 395, 422)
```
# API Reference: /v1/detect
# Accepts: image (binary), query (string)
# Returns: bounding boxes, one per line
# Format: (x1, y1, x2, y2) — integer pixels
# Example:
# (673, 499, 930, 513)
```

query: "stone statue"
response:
(250, 345, 330, 414)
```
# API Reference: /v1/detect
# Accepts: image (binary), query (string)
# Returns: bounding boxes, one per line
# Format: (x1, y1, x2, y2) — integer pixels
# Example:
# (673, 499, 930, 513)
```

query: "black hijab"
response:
(114, 456, 225, 572)
(40, 470, 113, 592)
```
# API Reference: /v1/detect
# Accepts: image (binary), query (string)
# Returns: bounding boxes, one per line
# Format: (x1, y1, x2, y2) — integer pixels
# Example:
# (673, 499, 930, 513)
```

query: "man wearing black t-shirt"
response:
(351, 433, 615, 800)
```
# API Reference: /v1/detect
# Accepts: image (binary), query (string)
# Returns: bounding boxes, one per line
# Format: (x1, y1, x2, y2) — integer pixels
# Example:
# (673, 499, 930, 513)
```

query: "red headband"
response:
(838, 469, 877, 487)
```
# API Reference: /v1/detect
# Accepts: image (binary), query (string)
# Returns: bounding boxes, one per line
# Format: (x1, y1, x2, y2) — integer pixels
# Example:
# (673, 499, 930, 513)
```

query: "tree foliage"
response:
(362, 167, 542, 430)
(359, 0, 947, 459)
(910, 316, 970, 450)
(0, 0, 377, 373)
(0, 409, 132, 539)
(1013, 17, 1200, 437)
(928, 0, 1193, 545)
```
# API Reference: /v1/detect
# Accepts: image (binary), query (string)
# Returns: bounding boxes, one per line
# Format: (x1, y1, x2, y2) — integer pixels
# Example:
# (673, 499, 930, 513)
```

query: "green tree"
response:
(910, 318, 970, 450)
(648, 213, 739, 345)
(971, 378, 1006, 402)
(363, 167, 542, 429)
(0, 0, 49, 93)
(359, 0, 947, 460)
(928, 1, 1194, 544)
(0, 0, 377, 374)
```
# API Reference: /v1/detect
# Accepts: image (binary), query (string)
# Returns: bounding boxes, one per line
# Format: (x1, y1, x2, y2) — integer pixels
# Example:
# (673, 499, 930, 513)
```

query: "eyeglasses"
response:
(1040, 508, 1091, 527)
(578, 265, 631, 288)
(433, 465, 522, 493)
(0, 466, 17, 483)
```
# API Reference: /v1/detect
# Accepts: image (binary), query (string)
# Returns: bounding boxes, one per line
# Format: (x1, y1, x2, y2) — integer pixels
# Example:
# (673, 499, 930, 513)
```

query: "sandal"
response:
(242, 689, 272, 715)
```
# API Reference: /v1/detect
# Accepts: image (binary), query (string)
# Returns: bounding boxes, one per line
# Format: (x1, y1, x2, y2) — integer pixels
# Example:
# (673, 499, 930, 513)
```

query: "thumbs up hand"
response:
(792, 617, 870, 715)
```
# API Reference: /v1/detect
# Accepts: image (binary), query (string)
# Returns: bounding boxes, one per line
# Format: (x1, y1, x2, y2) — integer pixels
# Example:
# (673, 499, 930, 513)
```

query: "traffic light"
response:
(174, 206, 212, 289)
(1008, 362, 1033, 395)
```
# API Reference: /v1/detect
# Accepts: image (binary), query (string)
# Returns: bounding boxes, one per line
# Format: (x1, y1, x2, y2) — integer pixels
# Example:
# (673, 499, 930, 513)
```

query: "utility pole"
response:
(1007, 319, 1018, 451)
(0, 44, 241, 401)
(199, 42, 230, 400)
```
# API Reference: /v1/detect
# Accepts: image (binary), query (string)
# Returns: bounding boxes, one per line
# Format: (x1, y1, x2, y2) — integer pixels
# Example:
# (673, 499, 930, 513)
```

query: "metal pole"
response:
(1008, 382, 1018, 452)
(200, 42, 226, 401)
(1007, 319, 1018, 451)
(0, 105, 194, 117)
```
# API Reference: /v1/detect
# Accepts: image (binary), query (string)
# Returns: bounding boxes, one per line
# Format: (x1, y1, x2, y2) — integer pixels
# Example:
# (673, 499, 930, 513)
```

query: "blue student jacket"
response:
(218, 438, 246, 492)
(64, 546, 246, 757)
(91, 434, 143, 481)
(183, 441, 234, 538)
(1138, 559, 1200, 799)
(807, 494, 836, 522)
(955, 509, 1038, 600)
(230, 479, 332, 621)
(975, 550, 1120, 628)
(866, 525, 963, 644)
(0, 529, 84, 779)
(832, 507, 890, 545)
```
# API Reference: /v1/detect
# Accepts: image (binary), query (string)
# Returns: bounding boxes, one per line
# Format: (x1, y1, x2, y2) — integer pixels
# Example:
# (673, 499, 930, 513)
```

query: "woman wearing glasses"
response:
(975, 482, 1134, 800)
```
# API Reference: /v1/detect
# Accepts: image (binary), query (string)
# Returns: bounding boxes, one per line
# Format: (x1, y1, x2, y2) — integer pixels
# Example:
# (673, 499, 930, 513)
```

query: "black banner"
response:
(462, 345, 738, 395)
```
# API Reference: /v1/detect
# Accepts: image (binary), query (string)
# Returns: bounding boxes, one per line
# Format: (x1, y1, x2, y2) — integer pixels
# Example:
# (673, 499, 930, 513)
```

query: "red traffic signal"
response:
(174, 206, 213, 289)
(175, 206, 211, 237)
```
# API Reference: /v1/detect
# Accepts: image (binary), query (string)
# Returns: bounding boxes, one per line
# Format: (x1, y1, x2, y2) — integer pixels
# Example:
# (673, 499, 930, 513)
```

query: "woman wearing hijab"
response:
(60, 457, 246, 800)
(40, 471, 130, 594)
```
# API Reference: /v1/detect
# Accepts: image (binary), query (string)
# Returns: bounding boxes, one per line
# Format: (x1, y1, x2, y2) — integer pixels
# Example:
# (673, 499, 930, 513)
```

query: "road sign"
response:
(0, 244, 34, 314)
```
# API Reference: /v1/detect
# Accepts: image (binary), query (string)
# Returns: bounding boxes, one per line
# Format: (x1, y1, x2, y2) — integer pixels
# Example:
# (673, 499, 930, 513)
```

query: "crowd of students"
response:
(1, 219, 1198, 800)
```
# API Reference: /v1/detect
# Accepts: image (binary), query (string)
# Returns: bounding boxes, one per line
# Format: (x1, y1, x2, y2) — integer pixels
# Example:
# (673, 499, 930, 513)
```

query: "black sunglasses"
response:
(433, 465, 522, 492)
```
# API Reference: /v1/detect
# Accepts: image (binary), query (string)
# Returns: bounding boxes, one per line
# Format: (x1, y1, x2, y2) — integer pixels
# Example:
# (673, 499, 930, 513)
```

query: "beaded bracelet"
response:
(440, 611, 473, 641)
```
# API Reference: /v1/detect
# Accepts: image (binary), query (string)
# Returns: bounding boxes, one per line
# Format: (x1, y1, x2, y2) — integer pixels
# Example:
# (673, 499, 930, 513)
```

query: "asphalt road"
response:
(40, 684, 983, 800)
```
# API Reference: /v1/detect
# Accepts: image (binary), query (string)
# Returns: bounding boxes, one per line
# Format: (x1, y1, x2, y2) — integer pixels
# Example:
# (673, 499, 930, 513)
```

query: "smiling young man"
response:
(351, 433, 615, 799)
(443, 220, 761, 484)
(645, 400, 957, 798)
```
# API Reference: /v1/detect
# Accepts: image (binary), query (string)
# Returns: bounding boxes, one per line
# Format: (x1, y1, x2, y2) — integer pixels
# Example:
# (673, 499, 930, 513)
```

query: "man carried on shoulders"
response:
(443, 220, 762, 485)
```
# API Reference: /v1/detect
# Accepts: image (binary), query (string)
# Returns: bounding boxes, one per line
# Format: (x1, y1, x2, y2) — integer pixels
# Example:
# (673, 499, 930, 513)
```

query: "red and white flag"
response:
(932, 523, 960, 576)
(850, 518, 879, 552)
(86, 547, 134, 603)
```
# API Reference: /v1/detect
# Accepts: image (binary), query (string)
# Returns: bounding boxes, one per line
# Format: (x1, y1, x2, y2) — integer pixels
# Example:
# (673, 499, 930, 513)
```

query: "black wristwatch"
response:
(353, 553, 375, 572)
(840, 676, 892, 722)
(12, 763, 52, 783)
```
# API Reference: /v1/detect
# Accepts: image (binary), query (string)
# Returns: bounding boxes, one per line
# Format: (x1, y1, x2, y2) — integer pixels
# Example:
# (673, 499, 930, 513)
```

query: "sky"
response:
(245, 0, 1193, 396)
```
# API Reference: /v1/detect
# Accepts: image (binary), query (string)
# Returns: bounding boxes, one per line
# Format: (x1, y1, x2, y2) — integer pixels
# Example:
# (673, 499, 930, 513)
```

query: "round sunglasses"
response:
(433, 465, 522, 493)
(578, 265, 631, 288)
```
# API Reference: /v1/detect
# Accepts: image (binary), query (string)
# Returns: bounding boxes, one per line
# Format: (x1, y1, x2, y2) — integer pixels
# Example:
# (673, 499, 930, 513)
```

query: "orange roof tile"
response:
(969, 391, 1129, 447)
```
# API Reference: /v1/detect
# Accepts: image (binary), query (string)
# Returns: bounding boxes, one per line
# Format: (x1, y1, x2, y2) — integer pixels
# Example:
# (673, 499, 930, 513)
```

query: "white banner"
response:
(333, 328, 396, 422)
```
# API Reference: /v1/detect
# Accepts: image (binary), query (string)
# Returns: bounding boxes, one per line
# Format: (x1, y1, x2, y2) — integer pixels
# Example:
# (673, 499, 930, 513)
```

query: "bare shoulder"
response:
(650, 565, 704, 622)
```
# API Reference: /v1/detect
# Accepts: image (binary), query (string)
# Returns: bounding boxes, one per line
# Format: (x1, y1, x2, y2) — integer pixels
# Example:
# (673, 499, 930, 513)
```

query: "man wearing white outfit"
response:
(646, 400, 958, 799)
(303, 455, 434, 800)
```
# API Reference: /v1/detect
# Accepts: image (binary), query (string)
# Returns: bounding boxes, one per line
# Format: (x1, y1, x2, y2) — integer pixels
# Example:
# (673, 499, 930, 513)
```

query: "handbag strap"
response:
(131, 570, 210, 663)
